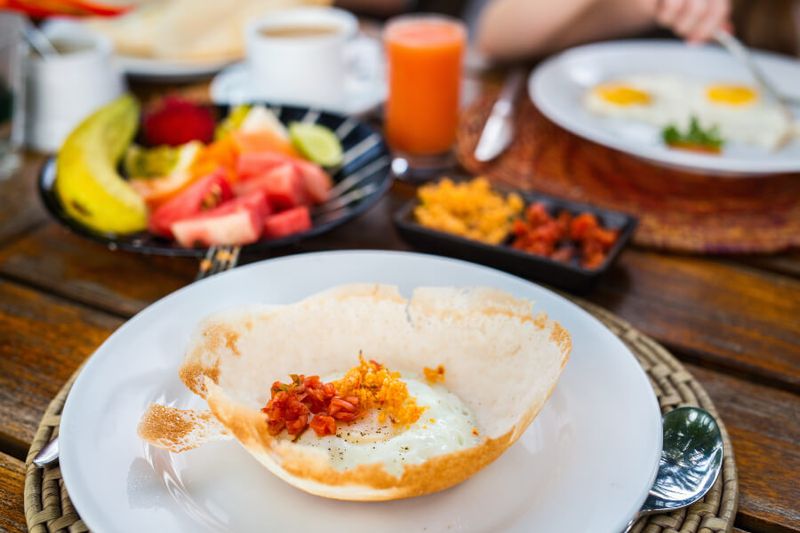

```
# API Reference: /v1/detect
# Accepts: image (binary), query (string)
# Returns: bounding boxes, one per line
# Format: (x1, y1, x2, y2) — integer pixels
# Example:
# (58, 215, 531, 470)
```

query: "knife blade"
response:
(474, 69, 525, 163)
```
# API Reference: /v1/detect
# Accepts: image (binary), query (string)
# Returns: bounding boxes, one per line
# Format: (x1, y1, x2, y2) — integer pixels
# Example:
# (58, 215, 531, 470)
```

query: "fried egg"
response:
(585, 75, 796, 151)
(294, 376, 481, 476)
(584, 75, 689, 127)
(692, 83, 791, 150)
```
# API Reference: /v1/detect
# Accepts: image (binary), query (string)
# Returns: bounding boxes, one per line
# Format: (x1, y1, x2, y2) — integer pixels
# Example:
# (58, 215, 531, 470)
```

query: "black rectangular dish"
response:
(393, 190, 638, 292)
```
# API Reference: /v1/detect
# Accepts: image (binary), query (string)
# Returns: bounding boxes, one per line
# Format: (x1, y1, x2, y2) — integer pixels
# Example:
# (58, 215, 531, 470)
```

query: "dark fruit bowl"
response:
(39, 104, 392, 257)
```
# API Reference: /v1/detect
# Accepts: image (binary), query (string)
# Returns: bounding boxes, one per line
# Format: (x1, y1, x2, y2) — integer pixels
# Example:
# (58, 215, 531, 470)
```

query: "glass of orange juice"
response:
(383, 15, 466, 176)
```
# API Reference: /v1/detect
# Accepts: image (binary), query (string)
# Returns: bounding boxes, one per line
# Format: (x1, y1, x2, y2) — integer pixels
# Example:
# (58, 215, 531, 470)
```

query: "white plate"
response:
(117, 55, 232, 81)
(210, 36, 386, 116)
(530, 40, 800, 176)
(60, 251, 661, 533)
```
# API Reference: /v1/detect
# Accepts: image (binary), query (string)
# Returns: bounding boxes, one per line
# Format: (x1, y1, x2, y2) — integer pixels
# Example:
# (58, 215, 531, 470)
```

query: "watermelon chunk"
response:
(236, 152, 292, 181)
(234, 163, 305, 210)
(149, 171, 233, 238)
(170, 191, 270, 247)
(294, 160, 333, 205)
(264, 206, 312, 239)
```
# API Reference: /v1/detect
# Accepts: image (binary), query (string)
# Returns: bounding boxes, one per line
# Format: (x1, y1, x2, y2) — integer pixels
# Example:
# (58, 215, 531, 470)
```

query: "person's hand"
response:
(655, 0, 731, 43)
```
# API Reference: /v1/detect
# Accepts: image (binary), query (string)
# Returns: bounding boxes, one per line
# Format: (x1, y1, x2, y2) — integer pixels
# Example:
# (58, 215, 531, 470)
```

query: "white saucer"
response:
(210, 37, 386, 116)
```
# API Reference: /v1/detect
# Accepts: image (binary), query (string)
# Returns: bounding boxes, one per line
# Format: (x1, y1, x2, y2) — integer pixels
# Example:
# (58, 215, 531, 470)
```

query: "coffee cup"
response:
(245, 7, 358, 110)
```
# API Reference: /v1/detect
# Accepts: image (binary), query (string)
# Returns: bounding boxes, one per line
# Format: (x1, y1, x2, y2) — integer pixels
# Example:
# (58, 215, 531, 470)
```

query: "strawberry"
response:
(142, 97, 215, 147)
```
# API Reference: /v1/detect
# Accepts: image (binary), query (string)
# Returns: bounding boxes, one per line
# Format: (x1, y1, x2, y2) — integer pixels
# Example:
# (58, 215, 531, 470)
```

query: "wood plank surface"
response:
(590, 250, 800, 392)
(0, 452, 26, 533)
(2, 199, 798, 395)
(689, 364, 800, 533)
(0, 152, 47, 246)
(0, 280, 121, 456)
(0, 187, 414, 317)
(735, 253, 800, 279)
(0, 223, 195, 317)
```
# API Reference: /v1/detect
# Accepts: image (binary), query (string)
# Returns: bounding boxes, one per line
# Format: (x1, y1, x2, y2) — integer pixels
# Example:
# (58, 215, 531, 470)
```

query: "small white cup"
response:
(26, 21, 125, 153)
(245, 7, 358, 110)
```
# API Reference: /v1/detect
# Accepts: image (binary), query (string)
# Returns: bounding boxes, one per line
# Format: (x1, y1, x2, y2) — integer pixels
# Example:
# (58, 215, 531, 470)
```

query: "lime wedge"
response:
(289, 122, 343, 167)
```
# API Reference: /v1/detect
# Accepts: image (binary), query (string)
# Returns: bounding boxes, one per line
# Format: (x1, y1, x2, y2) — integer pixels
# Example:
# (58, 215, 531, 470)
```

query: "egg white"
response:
(292, 377, 481, 477)
(691, 85, 791, 150)
(584, 74, 691, 127)
(585, 74, 798, 151)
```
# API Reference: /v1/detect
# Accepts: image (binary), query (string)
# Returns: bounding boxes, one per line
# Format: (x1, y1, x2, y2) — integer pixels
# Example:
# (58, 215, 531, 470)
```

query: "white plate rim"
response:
(59, 250, 662, 532)
(116, 54, 233, 80)
(529, 39, 800, 176)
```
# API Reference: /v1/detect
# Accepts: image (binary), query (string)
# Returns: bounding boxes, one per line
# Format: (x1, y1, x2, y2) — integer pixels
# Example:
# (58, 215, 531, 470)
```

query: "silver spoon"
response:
(22, 21, 59, 58)
(622, 406, 724, 533)
(32, 437, 59, 467)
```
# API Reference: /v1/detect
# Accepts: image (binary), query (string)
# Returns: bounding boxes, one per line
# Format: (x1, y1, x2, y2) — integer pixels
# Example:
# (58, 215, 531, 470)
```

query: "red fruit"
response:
(169, 191, 269, 247)
(236, 152, 292, 181)
(264, 206, 312, 239)
(294, 160, 332, 205)
(207, 190, 271, 221)
(234, 163, 305, 210)
(143, 97, 216, 146)
(148, 171, 233, 237)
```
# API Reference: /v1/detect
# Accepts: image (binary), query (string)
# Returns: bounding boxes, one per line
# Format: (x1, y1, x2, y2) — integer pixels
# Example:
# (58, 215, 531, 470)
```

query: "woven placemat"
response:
(457, 89, 800, 254)
(24, 299, 738, 532)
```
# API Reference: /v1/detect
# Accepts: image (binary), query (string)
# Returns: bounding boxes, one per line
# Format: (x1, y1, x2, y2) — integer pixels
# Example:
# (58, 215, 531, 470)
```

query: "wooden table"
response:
(0, 81, 798, 533)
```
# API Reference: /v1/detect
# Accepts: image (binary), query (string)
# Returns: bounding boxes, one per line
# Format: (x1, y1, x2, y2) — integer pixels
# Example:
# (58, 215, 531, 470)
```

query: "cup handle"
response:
(344, 33, 384, 95)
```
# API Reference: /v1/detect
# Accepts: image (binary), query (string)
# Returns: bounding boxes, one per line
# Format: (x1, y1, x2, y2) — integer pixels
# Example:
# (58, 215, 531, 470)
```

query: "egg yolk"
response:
(595, 84, 651, 106)
(706, 84, 758, 106)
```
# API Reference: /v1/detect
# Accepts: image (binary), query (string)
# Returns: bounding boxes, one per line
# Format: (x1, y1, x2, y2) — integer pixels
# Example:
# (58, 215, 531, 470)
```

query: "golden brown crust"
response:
(179, 359, 219, 398)
(549, 322, 573, 366)
(224, 330, 241, 356)
(137, 404, 227, 452)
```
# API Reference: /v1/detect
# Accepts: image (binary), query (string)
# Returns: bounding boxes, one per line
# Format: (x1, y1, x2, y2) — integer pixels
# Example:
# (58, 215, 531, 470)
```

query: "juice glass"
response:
(383, 15, 466, 159)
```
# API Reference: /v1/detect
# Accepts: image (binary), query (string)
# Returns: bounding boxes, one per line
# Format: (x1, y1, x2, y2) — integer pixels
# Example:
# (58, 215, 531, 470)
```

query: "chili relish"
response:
(262, 355, 425, 438)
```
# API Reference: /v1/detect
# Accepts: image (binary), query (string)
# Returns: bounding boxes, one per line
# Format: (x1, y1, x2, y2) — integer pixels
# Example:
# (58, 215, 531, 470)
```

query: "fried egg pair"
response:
(585, 74, 796, 150)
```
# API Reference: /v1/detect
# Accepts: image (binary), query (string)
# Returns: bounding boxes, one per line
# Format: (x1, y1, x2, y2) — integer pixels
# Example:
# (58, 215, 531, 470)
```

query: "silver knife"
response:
(474, 69, 526, 162)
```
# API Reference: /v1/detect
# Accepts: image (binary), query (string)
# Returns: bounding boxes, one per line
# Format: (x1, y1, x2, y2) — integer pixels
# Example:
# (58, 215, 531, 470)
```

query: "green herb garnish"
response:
(662, 116, 724, 152)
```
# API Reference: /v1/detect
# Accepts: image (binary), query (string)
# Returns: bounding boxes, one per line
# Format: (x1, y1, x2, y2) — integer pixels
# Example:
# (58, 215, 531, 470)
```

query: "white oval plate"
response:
(530, 40, 800, 176)
(60, 251, 661, 533)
